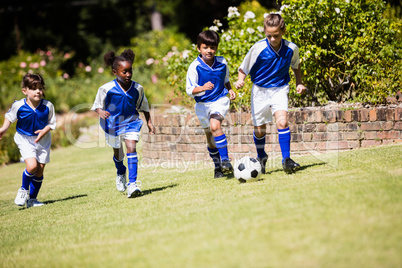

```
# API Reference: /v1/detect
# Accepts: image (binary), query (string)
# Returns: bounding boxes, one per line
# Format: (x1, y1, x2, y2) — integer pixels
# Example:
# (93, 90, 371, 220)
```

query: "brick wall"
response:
(141, 106, 402, 162)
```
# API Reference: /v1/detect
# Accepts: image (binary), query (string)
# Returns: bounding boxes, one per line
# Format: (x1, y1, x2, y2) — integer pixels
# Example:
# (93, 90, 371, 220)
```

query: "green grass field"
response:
(1, 143, 401, 268)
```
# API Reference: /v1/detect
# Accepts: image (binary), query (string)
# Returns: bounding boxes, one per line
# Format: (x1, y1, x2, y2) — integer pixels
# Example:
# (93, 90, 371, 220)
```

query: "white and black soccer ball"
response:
(234, 156, 262, 183)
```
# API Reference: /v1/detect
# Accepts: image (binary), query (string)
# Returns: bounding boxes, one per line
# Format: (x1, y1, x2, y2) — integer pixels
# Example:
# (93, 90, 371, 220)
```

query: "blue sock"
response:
(127, 153, 138, 184)
(29, 175, 43, 199)
(113, 156, 126, 175)
(214, 134, 229, 162)
(22, 169, 35, 190)
(278, 127, 291, 162)
(253, 132, 267, 159)
(207, 147, 221, 169)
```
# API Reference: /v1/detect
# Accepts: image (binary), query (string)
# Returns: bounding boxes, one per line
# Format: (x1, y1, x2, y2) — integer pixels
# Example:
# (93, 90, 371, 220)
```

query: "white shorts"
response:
(195, 96, 230, 128)
(14, 132, 51, 164)
(105, 131, 140, 149)
(251, 84, 289, 126)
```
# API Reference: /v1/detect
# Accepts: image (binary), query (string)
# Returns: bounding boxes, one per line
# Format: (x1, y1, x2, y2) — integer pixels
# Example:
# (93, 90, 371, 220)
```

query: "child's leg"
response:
(210, 115, 229, 162)
(204, 127, 221, 169)
(253, 124, 267, 159)
(124, 139, 138, 185)
(22, 157, 38, 190)
(275, 110, 291, 161)
(113, 147, 127, 175)
(29, 162, 45, 199)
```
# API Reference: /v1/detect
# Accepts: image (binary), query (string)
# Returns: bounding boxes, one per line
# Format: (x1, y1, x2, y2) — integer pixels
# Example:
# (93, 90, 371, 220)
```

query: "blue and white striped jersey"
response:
(5, 99, 56, 136)
(186, 55, 230, 103)
(91, 79, 149, 136)
(239, 38, 300, 88)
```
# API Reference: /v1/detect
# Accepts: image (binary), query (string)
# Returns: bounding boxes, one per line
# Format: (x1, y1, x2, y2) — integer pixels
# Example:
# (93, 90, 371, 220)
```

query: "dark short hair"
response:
(104, 49, 135, 70)
(197, 30, 220, 48)
(22, 73, 45, 90)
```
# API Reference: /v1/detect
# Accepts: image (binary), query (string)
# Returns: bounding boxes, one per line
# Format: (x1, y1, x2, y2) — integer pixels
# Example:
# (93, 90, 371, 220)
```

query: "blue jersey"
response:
(91, 79, 149, 136)
(5, 98, 56, 136)
(239, 38, 300, 88)
(186, 55, 230, 103)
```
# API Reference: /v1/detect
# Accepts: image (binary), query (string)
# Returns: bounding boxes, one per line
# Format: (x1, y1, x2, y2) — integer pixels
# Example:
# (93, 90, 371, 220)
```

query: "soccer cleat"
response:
(214, 167, 224, 178)
(26, 198, 44, 208)
(257, 155, 268, 174)
(282, 158, 301, 174)
(116, 173, 127, 192)
(127, 181, 142, 198)
(15, 188, 29, 206)
(221, 160, 234, 174)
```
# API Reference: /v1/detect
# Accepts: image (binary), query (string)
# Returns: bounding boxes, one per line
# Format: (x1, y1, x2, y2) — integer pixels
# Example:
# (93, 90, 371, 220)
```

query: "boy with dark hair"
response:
(186, 30, 236, 178)
(235, 14, 306, 174)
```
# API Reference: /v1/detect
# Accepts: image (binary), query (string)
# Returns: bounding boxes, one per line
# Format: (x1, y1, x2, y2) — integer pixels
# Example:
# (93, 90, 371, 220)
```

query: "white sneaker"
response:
(15, 188, 29, 206)
(127, 181, 142, 198)
(116, 173, 127, 192)
(27, 199, 44, 208)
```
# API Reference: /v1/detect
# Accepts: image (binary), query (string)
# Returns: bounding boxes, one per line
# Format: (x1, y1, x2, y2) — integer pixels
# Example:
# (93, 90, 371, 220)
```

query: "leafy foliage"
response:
(166, 0, 401, 108)
(280, 0, 401, 105)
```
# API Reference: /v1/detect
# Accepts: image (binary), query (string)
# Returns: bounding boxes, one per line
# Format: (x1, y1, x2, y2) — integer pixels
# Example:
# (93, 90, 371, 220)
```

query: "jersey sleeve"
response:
(136, 84, 150, 112)
(91, 86, 107, 111)
(46, 101, 57, 130)
(290, 45, 300, 69)
(186, 61, 205, 98)
(5, 100, 24, 123)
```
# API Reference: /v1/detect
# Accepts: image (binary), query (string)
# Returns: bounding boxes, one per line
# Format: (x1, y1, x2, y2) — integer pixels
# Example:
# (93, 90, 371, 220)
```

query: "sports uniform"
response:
(186, 54, 233, 176)
(6, 98, 56, 163)
(92, 79, 150, 195)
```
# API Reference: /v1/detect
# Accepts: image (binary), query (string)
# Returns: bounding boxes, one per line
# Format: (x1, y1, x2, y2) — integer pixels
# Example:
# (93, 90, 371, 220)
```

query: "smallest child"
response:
(0, 74, 56, 208)
(186, 30, 236, 178)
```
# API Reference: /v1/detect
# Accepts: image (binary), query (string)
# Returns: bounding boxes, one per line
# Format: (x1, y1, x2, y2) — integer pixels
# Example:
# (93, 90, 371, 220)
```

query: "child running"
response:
(235, 13, 306, 174)
(186, 30, 236, 178)
(0, 74, 56, 208)
(92, 49, 155, 198)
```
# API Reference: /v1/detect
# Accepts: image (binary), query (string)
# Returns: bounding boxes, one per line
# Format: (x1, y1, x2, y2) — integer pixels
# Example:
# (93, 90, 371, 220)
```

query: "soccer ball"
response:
(234, 156, 262, 183)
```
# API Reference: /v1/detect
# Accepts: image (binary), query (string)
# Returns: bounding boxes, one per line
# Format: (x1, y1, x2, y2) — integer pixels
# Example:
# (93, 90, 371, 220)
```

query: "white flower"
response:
(182, 50, 190, 59)
(213, 19, 222, 27)
(345, 0, 350, 3)
(240, 30, 244, 36)
(263, 13, 269, 18)
(280, 4, 289, 11)
(246, 28, 255, 34)
(257, 26, 264, 32)
(335, 8, 340, 14)
(209, 26, 219, 32)
(225, 35, 231, 41)
(85, 66, 91, 72)
(228, 6, 240, 18)
(318, 11, 324, 17)
(244, 11, 255, 22)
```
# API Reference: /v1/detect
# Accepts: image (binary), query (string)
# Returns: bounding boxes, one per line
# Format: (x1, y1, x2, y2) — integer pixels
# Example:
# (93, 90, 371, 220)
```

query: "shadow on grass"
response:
(43, 194, 88, 204)
(266, 162, 327, 175)
(141, 183, 178, 196)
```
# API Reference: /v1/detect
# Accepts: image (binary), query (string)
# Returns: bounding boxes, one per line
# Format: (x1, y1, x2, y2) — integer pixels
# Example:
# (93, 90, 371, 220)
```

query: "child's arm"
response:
(34, 125, 52, 143)
(191, 82, 214, 95)
(0, 119, 11, 139)
(292, 64, 307, 94)
(95, 108, 110, 119)
(143, 111, 156, 135)
(235, 69, 247, 89)
(225, 82, 236, 100)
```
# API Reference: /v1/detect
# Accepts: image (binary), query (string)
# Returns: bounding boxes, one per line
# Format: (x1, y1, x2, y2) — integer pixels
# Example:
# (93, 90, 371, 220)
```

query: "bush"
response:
(281, 0, 402, 106)
(166, 0, 401, 109)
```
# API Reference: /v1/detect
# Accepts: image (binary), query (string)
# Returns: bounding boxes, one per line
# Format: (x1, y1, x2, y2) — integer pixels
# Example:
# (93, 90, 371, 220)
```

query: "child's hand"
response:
(228, 89, 236, 100)
(234, 80, 245, 89)
(97, 109, 110, 119)
(34, 129, 48, 143)
(296, 84, 307, 94)
(0, 128, 6, 139)
(147, 121, 156, 135)
(202, 81, 214, 92)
